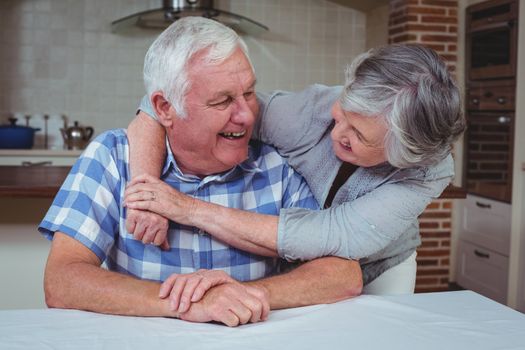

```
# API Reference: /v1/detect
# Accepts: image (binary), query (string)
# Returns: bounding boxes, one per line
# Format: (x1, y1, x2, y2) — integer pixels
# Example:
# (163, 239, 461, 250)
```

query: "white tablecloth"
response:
(1, 291, 524, 350)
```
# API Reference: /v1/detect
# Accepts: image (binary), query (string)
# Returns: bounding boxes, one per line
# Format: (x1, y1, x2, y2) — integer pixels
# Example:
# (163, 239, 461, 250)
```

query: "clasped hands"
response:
(160, 269, 270, 327)
(124, 175, 269, 326)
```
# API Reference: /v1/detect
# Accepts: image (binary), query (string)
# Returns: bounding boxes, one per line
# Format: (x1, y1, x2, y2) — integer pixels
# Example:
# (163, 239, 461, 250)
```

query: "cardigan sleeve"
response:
(276, 156, 455, 260)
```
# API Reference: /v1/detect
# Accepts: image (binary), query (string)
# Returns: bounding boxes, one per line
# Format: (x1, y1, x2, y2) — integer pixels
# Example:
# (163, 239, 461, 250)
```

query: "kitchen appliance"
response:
(0, 118, 41, 149)
(466, 0, 518, 80)
(111, 0, 268, 36)
(60, 121, 94, 150)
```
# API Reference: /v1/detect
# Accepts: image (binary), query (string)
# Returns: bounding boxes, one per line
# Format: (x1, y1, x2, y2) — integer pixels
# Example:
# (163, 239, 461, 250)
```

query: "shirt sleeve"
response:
(38, 131, 126, 263)
(254, 85, 342, 156)
(277, 170, 452, 261)
(137, 95, 158, 121)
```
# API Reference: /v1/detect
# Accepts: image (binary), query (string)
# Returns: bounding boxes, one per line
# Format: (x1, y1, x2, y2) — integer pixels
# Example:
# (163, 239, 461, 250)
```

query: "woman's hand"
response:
(124, 174, 197, 226)
(126, 208, 170, 250)
(159, 269, 236, 313)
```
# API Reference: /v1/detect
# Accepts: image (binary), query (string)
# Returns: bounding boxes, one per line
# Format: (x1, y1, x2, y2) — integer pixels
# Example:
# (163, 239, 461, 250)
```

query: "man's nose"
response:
(231, 98, 255, 125)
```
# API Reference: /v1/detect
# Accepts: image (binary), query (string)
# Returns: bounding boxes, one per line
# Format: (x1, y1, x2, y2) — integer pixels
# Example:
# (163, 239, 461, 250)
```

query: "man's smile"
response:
(219, 130, 246, 140)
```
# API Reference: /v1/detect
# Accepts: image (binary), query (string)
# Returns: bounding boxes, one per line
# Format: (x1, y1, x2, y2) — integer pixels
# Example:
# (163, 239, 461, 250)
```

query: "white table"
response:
(1, 291, 524, 350)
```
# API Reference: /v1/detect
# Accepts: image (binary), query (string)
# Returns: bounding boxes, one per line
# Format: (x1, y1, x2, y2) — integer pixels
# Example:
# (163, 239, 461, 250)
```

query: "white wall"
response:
(0, 0, 366, 135)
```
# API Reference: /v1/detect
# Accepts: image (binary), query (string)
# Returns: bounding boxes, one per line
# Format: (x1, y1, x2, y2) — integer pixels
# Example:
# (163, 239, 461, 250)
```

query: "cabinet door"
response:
(461, 194, 511, 256)
(457, 240, 509, 304)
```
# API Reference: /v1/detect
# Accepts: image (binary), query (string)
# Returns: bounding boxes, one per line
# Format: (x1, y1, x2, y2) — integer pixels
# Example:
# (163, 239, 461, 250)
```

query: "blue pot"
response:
(0, 118, 41, 149)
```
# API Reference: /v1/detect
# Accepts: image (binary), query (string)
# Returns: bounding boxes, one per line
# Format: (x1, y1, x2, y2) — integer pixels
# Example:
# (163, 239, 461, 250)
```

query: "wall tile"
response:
(0, 0, 366, 141)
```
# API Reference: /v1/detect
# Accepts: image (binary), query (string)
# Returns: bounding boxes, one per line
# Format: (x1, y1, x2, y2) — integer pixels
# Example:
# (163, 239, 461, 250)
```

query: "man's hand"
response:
(159, 269, 235, 313)
(179, 282, 270, 327)
(125, 208, 170, 250)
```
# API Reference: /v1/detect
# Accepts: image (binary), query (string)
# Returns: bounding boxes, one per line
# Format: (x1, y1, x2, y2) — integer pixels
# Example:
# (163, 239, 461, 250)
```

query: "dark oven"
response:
(465, 80, 515, 203)
(466, 0, 518, 80)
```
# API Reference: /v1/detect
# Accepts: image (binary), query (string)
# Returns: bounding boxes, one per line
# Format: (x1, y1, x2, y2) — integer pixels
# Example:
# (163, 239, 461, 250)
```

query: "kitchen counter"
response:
(0, 166, 70, 197)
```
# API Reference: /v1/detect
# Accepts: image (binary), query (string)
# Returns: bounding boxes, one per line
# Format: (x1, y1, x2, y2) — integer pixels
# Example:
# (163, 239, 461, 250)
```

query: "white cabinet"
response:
(457, 194, 511, 304)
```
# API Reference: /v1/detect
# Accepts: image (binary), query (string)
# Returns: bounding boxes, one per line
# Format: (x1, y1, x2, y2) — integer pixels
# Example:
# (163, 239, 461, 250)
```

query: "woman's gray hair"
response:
(341, 44, 465, 168)
(143, 17, 252, 118)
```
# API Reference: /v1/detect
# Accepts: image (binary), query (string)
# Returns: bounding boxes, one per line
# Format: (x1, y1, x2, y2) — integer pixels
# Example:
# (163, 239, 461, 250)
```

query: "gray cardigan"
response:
(254, 85, 454, 285)
(139, 85, 454, 285)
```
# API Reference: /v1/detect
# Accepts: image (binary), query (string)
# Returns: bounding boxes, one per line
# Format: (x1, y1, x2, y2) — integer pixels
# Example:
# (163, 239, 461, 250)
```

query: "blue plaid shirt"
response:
(39, 129, 319, 282)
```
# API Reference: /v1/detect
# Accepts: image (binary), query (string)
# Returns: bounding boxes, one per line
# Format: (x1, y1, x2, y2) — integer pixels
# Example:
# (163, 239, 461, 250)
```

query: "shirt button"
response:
(198, 229, 207, 236)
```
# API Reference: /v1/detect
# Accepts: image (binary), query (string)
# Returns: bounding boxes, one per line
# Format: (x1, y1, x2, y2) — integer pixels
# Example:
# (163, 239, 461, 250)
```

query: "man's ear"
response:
(151, 92, 176, 128)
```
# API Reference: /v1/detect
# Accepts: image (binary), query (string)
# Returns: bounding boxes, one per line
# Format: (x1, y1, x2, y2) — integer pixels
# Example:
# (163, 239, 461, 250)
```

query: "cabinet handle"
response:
(21, 161, 52, 167)
(474, 249, 490, 259)
(498, 116, 511, 124)
(471, 98, 479, 105)
(497, 97, 506, 104)
(475, 201, 491, 209)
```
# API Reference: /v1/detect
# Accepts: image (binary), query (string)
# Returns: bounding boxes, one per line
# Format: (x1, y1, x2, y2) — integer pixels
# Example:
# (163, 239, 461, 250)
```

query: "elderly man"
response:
(39, 17, 361, 327)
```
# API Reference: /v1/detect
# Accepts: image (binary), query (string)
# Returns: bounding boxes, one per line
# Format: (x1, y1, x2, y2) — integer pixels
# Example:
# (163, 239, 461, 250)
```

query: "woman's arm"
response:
(126, 111, 170, 248)
(128, 111, 165, 178)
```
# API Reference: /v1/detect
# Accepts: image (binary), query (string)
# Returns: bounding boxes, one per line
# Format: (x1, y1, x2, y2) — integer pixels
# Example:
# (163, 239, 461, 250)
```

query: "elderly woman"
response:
(125, 44, 465, 300)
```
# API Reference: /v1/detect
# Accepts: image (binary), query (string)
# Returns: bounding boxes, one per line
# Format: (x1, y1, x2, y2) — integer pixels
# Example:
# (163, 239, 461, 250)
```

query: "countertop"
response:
(0, 165, 467, 199)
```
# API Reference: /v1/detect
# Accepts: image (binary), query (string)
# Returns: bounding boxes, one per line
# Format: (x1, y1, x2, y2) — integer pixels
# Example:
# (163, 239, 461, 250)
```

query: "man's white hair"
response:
(143, 17, 252, 118)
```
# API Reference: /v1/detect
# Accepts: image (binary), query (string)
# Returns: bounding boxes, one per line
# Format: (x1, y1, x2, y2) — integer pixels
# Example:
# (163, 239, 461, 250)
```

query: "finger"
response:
(141, 226, 156, 245)
(124, 182, 151, 196)
(191, 278, 212, 302)
(178, 277, 203, 313)
(229, 301, 252, 325)
(216, 310, 240, 328)
(250, 288, 270, 321)
(160, 238, 170, 251)
(169, 276, 188, 311)
(152, 228, 167, 247)
(125, 214, 137, 234)
(159, 274, 178, 298)
(133, 222, 147, 241)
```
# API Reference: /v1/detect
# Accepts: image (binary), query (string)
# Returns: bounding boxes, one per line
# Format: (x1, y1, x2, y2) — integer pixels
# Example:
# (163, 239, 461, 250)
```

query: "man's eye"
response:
(243, 91, 254, 98)
(210, 97, 232, 107)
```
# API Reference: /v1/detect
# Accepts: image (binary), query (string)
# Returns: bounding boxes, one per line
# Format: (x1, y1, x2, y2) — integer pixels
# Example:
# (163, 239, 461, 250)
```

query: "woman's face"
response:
(330, 101, 388, 167)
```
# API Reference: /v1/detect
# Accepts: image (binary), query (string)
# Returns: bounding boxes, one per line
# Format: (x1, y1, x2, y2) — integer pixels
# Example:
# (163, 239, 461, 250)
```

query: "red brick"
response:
(419, 222, 440, 229)
(441, 258, 450, 265)
(390, 15, 419, 26)
(416, 277, 439, 284)
(420, 211, 451, 218)
(407, 6, 446, 15)
(443, 201, 452, 209)
(449, 8, 458, 16)
(389, 26, 407, 36)
(441, 240, 450, 247)
(420, 231, 450, 238)
(417, 249, 450, 257)
(449, 25, 458, 33)
(407, 23, 448, 32)
(423, 43, 446, 51)
(417, 259, 438, 266)
(441, 54, 458, 62)
(421, 0, 457, 7)
(420, 240, 439, 248)
(421, 15, 458, 24)
(421, 34, 457, 42)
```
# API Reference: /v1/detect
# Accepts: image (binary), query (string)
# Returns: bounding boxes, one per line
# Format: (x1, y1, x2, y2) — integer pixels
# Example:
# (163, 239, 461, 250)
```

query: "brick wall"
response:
(388, 0, 458, 292)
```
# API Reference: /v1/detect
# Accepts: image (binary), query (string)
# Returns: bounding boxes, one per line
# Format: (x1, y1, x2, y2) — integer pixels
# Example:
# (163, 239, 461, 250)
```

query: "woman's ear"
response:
(151, 92, 175, 128)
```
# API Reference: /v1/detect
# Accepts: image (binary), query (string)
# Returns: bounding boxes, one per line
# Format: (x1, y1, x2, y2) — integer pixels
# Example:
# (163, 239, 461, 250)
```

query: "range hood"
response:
(111, 0, 268, 36)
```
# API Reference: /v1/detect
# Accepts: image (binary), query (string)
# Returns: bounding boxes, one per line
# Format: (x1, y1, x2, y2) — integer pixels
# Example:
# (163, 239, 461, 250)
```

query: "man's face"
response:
(168, 48, 259, 177)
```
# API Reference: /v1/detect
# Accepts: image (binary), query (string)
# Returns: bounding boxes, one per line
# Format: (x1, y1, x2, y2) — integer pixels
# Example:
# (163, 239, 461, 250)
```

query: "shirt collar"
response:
(161, 138, 262, 183)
